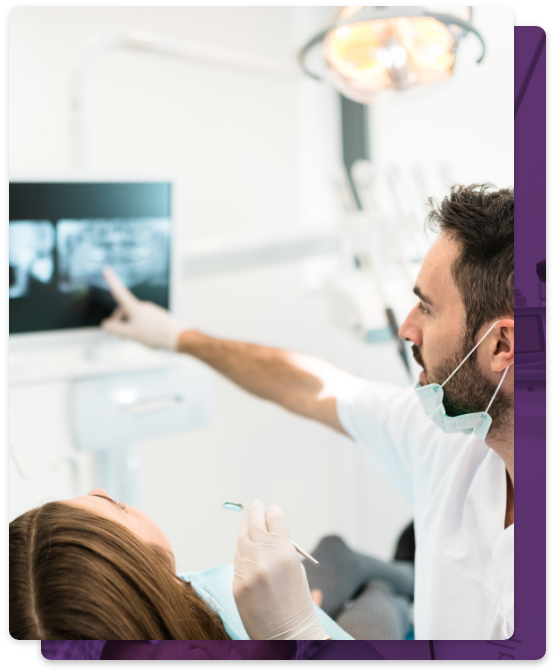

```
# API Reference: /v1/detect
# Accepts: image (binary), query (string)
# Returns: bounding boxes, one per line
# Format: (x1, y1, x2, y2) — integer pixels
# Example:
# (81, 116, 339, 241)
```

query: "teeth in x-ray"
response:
(30, 257, 54, 283)
(9, 221, 55, 298)
(57, 218, 170, 293)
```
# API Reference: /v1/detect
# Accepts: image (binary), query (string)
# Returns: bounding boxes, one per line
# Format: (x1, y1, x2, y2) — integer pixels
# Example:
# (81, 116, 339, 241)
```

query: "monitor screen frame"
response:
(9, 172, 181, 350)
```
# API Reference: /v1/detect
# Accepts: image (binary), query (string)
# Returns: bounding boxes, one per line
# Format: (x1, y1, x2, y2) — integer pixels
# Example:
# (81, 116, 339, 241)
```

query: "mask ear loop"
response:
(440, 320, 502, 389)
(485, 364, 511, 413)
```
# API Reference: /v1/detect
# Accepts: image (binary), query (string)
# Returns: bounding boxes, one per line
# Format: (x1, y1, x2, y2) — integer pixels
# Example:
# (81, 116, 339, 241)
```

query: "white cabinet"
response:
(9, 340, 214, 518)
(71, 360, 213, 451)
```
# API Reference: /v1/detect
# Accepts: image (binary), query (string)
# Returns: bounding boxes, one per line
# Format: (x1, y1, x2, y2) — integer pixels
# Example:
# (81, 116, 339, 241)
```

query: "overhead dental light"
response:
(299, 6, 485, 104)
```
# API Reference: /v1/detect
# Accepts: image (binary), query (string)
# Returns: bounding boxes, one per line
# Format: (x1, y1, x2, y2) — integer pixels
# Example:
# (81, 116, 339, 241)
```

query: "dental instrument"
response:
(333, 163, 413, 381)
(330, 162, 412, 375)
(223, 501, 319, 567)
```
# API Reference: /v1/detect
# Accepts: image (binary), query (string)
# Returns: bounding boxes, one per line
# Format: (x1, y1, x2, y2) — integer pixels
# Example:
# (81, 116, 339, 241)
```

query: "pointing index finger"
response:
(102, 266, 138, 309)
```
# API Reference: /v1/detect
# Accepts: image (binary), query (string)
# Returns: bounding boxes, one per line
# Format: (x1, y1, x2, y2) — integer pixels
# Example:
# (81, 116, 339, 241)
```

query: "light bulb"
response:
(300, 6, 484, 104)
(390, 44, 408, 68)
(322, 15, 455, 101)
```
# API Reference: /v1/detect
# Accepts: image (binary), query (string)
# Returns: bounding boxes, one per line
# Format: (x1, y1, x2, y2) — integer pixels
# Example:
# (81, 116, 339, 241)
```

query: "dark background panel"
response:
(9, 181, 172, 334)
(9, 182, 171, 220)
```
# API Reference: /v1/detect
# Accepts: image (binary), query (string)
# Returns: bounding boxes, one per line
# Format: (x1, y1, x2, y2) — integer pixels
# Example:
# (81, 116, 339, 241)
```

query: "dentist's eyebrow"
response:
(413, 285, 435, 307)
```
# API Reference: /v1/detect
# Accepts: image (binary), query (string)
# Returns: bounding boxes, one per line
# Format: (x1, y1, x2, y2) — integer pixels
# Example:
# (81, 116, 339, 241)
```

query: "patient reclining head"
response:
(9, 501, 231, 640)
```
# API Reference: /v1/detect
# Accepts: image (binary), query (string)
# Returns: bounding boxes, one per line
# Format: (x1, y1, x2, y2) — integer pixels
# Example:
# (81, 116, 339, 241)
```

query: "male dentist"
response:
(102, 184, 514, 639)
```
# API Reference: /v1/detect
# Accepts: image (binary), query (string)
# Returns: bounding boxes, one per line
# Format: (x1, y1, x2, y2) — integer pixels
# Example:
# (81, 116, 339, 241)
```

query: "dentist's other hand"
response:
(233, 499, 329, 641)
(101, 267, 184, 350)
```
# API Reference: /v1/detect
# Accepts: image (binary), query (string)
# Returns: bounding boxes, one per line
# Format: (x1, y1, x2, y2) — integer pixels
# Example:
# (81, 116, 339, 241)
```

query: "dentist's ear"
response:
(491, 318, 514, 371)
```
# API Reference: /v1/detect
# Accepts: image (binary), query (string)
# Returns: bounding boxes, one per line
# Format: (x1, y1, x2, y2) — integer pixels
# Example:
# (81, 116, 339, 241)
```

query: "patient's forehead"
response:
(66, 493, 125, 520)
(67, 492, 175, 560)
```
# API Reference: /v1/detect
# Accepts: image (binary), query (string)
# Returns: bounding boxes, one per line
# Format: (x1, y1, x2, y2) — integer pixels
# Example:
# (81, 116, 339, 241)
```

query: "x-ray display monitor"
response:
(9, 182, 172, 334)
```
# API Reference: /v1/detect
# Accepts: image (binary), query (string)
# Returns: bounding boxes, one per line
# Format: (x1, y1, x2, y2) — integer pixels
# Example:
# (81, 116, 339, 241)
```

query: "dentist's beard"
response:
(412, 339, 512, 433)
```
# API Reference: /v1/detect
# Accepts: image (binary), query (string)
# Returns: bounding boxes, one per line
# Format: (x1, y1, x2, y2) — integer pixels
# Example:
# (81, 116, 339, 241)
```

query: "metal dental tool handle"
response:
(223, 501, 319, 567)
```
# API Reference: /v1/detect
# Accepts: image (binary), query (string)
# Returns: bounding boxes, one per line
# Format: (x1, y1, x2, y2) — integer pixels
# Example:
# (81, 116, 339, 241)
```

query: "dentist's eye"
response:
(417, 302, 429, 315)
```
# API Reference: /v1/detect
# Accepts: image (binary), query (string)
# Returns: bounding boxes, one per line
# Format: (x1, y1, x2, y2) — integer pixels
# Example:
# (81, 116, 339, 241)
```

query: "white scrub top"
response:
(337, 378, 514, 640)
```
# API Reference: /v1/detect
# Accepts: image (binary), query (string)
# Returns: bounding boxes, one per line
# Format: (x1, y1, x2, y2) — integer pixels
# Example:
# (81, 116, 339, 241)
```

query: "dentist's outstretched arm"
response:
(233, 500, 330, 641)
(101, 267, 184, 350)
(102, 267, 355, 435)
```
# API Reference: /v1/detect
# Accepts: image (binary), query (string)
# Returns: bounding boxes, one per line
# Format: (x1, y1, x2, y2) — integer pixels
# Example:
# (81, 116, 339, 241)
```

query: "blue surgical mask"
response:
(414, 320, 511, 441)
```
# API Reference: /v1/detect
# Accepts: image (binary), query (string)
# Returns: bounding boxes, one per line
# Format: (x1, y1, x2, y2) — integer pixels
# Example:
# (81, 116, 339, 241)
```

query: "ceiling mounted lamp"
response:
(299, 6, 486, 104)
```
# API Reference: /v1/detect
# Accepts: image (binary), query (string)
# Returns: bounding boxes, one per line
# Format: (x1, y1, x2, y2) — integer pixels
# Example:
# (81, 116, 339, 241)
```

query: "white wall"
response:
(9, 6, 344, 239)
(8, 6, 513, 571)
(9, 6, 413, 568)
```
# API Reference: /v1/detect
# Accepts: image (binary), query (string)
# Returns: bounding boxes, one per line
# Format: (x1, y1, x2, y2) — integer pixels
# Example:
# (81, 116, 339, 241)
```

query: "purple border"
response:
(40, 26, 546, 661)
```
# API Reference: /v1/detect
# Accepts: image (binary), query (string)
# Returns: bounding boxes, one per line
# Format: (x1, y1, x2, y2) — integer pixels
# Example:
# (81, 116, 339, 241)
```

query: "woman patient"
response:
(10, 492, 351, 640)
(10, 491, 413, 640)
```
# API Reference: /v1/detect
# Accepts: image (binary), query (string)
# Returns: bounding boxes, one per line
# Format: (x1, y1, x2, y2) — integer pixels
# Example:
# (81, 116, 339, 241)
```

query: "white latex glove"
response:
(100, 267, 184, 350)
(233, 499, 329, 641)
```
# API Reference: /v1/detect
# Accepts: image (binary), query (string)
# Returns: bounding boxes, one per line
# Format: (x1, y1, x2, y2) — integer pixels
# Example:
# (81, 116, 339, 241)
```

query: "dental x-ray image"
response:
(57, 218, 170, 294)
(9, 181, 173, 334)
(9, 221, 56, 298)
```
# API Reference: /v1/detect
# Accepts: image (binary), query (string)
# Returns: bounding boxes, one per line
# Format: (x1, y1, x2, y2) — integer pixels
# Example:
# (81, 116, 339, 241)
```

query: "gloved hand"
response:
(233, 499, 330, 641)
(101, 267, 184, 350)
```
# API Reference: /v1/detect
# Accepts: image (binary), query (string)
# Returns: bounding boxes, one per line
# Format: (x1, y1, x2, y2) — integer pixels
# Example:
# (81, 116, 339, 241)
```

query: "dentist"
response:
(102, 184, 514, 640)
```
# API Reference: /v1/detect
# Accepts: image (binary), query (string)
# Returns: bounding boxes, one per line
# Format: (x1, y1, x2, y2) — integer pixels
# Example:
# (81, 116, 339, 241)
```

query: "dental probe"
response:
(223, 501, 319, 567)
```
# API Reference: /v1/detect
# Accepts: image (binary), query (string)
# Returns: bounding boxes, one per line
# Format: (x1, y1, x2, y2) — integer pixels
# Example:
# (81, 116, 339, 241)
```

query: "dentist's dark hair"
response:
(426, 183, 514, 341)
(9, 502, 231, 640)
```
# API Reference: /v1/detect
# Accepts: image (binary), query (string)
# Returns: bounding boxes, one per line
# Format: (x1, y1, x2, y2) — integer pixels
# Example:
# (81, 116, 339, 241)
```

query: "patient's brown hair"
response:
(9, 502, 231, 640)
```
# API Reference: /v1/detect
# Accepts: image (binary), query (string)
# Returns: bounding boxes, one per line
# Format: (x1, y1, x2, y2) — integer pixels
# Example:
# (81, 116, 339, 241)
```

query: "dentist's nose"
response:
(399, 304, 423, 346)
